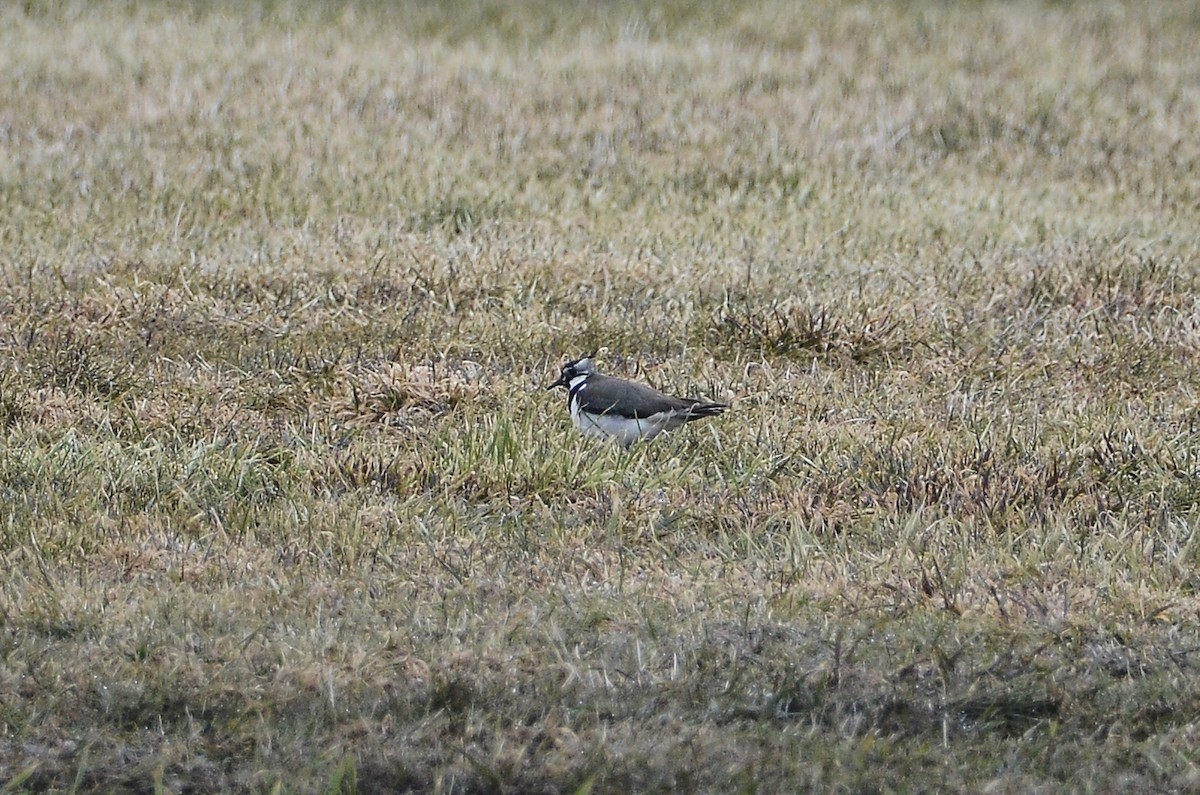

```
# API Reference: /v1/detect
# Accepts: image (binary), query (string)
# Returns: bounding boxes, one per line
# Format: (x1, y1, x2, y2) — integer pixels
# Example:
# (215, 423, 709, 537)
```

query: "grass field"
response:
(3, 0, 1200, 791)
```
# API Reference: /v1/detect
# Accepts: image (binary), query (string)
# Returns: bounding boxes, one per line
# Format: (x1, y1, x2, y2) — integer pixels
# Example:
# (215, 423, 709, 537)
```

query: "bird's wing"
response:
(573, 375, 696, 419)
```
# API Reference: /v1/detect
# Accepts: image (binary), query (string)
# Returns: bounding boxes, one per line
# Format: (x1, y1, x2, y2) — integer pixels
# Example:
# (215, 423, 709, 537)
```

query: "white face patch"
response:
(568, 374, 589, 390)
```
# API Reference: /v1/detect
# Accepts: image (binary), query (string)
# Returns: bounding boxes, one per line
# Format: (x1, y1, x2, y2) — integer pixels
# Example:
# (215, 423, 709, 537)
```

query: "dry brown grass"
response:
(3, 0, 1200, 792)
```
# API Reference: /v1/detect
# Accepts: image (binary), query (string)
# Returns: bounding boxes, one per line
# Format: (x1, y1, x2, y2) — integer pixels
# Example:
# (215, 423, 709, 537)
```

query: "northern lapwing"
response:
(546, 355, 727, 446)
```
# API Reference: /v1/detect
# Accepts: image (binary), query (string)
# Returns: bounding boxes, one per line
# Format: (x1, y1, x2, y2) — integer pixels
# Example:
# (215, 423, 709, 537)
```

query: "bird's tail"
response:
(683, 401, 727, 421)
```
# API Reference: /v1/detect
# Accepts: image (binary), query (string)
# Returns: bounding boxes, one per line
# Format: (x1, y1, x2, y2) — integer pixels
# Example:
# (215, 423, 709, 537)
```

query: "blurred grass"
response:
(3, 0, 1200, 791)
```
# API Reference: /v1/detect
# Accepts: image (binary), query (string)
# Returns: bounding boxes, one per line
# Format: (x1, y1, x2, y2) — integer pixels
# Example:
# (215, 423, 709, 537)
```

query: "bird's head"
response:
(546, 355, 597, 390)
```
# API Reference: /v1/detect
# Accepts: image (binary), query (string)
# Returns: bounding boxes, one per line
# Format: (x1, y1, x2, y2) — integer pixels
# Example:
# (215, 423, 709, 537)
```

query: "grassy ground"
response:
(3, 0, 1200, 791)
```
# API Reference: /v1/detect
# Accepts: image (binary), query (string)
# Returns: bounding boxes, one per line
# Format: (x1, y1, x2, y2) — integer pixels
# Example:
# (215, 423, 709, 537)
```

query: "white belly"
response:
(570, 401, 679, 446)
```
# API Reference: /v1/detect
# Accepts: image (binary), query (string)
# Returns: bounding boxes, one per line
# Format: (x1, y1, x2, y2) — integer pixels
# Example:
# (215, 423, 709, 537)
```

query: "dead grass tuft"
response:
(715, 298, 900, 363)
(325, 359, 485, 427)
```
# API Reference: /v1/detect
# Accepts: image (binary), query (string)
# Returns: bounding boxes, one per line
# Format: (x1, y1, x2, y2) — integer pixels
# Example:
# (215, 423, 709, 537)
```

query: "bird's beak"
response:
(545, 373, 568, 390)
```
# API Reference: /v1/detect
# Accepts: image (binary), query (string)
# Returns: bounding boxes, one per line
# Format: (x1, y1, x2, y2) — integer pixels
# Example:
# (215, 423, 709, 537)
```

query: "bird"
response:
(545, 355, 727, 446)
